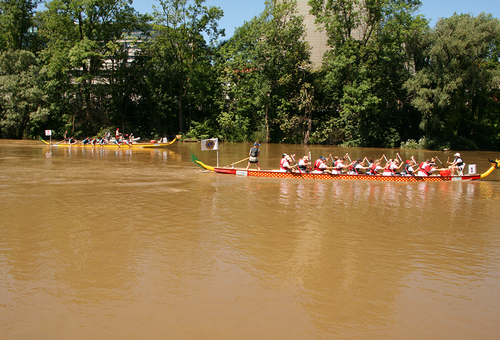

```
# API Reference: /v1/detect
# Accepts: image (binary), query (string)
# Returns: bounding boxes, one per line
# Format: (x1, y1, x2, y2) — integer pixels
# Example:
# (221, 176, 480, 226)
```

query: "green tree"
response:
(147, 0, 224, 134)
(220, 0, 311, 143)
(404, 13, 500, 149)
(0, 0, 40, 52)
(0, 50, 48, 138)
(37, 0, 148, 137)
(309, 0, 425, 147)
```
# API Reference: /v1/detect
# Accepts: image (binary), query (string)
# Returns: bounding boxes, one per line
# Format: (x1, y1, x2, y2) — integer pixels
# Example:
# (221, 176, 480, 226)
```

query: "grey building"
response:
(296, 0, 330, 68)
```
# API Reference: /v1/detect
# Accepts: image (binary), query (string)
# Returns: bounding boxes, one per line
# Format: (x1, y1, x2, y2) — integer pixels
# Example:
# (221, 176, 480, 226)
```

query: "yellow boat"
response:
(40, 135, 181, 148)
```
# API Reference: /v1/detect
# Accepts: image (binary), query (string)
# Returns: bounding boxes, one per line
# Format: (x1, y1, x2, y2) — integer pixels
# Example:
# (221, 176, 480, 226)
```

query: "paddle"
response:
(411, 156, 418, 167)
(290, 154, 303, 176)
(435, 156, 445, 168)
(224, 157, 250, 168)
(330, 155, 336, 167)
(411, 156, 421, 174)
(397, 153, 403, 163)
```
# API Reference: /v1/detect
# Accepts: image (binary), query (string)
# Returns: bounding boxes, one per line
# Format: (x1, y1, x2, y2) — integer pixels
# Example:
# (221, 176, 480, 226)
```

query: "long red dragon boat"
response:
(190, 153, 500, 182)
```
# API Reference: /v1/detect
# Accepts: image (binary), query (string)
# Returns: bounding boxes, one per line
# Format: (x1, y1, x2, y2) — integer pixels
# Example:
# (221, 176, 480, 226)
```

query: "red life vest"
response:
(314, 159, 323, 171)
(384, 162, 395, 173)
(279, 158, 288, 170)
(349, 162, 359, 173)
(419, 162, 432, 176)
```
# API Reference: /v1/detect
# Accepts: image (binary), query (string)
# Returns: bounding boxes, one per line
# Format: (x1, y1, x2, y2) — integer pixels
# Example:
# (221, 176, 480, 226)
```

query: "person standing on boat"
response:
(246, 143, 261, 171)
(448, 153, 464, 175)
(63, 130, 69, 143)
(115, 128, 120, 140)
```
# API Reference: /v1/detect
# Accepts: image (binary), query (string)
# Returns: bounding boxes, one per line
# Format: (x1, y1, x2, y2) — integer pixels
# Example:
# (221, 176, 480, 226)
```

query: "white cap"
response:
(454, 153, 460, 157)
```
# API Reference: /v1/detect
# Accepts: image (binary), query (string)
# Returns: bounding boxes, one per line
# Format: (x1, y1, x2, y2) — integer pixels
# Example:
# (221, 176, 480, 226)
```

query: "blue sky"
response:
(132, 0, 500, 38)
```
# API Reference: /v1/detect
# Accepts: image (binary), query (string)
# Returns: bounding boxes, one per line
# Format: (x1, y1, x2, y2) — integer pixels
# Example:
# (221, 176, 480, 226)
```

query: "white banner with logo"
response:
(201, 138, 219, 151)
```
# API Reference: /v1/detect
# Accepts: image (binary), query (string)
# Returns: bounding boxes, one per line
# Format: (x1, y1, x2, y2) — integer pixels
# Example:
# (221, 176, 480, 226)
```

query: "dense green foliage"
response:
(0, 0, 499, 149)
(217, 0, 311, 143)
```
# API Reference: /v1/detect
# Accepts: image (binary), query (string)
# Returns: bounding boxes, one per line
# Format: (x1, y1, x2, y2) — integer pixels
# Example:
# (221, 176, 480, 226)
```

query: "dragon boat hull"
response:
(212, 167, 479, 182)
(191, 156, 500, 182)
(40, 136, 180, 148)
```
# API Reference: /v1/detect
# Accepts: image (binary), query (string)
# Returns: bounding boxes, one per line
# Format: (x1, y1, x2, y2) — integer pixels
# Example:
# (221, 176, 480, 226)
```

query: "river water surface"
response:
(1, 140, 500, 339)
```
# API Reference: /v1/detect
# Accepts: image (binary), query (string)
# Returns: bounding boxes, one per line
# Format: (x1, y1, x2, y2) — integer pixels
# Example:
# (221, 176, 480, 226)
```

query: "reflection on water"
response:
(1, 140, 500, 339)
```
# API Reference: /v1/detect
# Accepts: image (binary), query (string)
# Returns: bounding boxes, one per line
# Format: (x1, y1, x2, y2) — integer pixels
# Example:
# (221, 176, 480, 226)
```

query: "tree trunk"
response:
(178, 93, 184, 133)
(303, 106, 312, 144)
(265, 104, 269, 143)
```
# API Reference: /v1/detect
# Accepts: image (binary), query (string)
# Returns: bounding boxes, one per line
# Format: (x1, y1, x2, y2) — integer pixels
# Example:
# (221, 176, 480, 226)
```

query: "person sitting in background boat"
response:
(447, 153, 465, 175)
(279, 154, 294, 172)
(367, 159, 383, 175)
(125, 134, 134, 143)
(297, 156, 310, 173)
(348, 158, 368, 175)
(246, 143, 261, 171)
(121, 137, 133, 147)
(401, 160, 415, 176)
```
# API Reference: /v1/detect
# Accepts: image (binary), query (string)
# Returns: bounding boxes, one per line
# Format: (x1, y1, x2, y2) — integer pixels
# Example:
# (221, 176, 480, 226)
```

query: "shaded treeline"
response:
(0, 0, 499, 149)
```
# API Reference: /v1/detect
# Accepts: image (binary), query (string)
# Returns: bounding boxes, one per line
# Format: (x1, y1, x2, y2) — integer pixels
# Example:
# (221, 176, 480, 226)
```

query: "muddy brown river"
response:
(1, 139, 500, 339)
